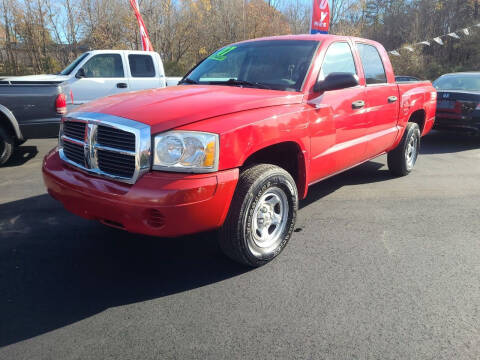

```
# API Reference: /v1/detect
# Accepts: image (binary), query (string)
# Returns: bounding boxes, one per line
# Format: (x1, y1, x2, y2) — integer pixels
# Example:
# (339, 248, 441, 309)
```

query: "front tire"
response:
(218, 164, 298, 267)
(0, 126, 14, 166)
(388, 122, 421, 176)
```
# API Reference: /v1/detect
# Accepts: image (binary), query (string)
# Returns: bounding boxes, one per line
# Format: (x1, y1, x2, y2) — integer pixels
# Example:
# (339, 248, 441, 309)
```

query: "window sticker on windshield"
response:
(209, 46, 237, 61)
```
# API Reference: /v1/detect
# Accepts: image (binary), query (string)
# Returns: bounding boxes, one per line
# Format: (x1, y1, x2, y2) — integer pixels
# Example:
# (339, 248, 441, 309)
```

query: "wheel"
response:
(218, 164, 298, 267)
(387, 122, 421, 176)
(0, 126, 14, 166)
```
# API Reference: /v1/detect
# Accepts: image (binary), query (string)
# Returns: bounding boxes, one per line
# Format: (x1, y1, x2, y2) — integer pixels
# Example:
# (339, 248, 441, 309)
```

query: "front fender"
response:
(177, 104, 312, 198)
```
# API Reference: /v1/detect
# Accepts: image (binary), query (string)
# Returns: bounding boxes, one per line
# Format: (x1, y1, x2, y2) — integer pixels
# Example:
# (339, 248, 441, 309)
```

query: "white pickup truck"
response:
(0, 50, 182, 165)
(1, 50, 182, 105)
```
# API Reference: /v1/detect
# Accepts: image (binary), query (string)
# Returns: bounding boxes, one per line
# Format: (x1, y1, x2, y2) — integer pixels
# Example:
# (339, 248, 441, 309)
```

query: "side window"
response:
(129, 55, 155, 77)
(319, 42, 356, 81)
(357, 44, 387, 85)
(82, 54, 124, 78)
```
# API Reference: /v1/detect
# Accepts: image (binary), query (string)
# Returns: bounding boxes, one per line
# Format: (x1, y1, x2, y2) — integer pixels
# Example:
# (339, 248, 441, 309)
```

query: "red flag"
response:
(129, 0, 153, 51)
(310, 0, 330, 34)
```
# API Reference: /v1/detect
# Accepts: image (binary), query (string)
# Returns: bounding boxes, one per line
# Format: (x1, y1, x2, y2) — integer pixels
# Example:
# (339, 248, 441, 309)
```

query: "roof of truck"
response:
(85, 50, 159, 55)
(233, 34, 381, 47)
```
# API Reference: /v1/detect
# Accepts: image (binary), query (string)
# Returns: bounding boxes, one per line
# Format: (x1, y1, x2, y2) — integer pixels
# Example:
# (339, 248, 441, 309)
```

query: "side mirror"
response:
(75, 68, 86, 79)
(314, 72, 359, 92)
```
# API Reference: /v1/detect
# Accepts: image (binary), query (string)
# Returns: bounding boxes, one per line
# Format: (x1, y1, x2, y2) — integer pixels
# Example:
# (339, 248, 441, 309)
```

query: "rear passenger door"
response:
(127, 54, 162, 91)
(356, 43, 399, 157)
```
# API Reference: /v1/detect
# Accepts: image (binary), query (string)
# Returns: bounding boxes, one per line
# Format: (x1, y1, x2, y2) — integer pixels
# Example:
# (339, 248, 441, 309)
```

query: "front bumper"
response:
(42, 149, 239, 237)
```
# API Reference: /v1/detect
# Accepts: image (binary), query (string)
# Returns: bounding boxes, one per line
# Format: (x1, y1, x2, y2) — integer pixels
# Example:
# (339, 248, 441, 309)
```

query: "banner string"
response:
(388, 23, 480, 56)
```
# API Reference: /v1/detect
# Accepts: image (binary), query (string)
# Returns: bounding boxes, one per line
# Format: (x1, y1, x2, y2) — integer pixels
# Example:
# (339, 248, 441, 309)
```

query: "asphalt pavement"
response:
(1, 131, 480, 359)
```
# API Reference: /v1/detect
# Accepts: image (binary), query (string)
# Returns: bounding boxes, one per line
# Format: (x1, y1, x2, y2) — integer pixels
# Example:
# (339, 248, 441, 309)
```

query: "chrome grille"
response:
(63, 121, 86, 141)
(97, 125, 136, 152)
(63, 141, 85, 166)
(97, 150, 136, 178)
(59, 112, 151, 184)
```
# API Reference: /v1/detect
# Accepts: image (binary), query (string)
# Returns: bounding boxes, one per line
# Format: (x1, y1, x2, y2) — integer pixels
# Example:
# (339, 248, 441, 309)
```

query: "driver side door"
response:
(309, 41, 368, 182)
(70, 53, 130, 105)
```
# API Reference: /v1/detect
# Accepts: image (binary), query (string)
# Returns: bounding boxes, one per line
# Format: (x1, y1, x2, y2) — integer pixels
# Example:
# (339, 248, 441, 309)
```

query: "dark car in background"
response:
(433, 72, 480, 134)
(395, 76, 420, 82)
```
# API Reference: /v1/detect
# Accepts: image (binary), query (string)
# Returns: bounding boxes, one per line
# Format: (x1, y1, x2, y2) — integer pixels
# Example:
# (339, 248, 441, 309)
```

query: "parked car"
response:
(433, 72, 480, 133)
(42, 35, 437, 267)
(395, 75, 420, 82)
(0, 50, 182, 165)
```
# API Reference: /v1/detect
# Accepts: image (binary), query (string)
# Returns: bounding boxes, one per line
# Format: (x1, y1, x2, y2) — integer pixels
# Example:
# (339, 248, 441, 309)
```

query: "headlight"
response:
(153, 131, 219, 172)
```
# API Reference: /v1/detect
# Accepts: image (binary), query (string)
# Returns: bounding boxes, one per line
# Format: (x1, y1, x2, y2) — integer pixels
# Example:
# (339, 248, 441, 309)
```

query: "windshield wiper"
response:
(210, 78, 273, 90)
(179, 78, 199, 85)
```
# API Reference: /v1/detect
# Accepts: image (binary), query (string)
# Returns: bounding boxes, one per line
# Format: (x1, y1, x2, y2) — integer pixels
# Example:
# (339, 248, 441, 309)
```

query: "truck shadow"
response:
(0, 195, 247, 347)
(300, 161, 389, 209)
(4, 145, 38, 167)
(0, 160, 393, 347)
(420, 130, 479, 154)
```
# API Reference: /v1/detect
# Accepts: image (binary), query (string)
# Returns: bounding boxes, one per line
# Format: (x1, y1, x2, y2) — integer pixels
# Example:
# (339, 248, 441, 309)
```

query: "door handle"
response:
(388, 96, 398, 103)
(352, 100, 365, 109)
(117, 83, 128, 89)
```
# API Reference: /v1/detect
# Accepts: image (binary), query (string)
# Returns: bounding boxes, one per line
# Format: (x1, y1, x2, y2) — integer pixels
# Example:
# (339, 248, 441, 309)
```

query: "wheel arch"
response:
(241, 141, 308, 199)
(408, 109, 426, 135)
(0, 104, 23, 141)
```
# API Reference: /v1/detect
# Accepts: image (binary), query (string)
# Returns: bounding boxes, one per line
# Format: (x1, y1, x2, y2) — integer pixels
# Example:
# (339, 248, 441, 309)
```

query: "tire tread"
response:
(219, 164, 297, 267)
(388, 122, 420, 176)
(0, 126, 14, 166)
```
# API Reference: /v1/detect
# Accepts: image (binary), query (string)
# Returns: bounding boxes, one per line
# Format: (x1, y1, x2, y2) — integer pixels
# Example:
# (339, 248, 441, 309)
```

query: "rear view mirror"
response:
(75, 68, 86, 79)
(314, 72, 359, 92)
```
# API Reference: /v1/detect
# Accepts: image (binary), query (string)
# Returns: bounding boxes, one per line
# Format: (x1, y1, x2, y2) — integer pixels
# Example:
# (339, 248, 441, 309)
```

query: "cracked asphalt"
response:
(1, 131, 480, 359)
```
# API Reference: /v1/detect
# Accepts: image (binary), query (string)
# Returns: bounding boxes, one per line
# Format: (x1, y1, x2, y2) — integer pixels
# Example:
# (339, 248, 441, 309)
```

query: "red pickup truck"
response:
(43, 35, 436, 267)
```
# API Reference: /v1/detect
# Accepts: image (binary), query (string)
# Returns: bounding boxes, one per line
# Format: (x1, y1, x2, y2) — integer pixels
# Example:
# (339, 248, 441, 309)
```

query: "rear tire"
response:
(388, 122, 421, 176)
(218, 164, 298, 267)
(0, 126, 14, 166)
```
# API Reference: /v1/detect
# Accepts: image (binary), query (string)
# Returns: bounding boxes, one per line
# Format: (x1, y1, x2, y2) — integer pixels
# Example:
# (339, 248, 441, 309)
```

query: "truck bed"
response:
(396, 80, 436, 135)
(0, 82, 70, 139)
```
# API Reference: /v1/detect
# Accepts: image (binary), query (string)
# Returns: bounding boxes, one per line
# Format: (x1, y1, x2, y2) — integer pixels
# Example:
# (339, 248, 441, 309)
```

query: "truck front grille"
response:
(63, 141, 85, 166)
(63, 121, 86, 141)
(97, 125, 136, 152)
(97, 149, 136, 178)
(59, 113, 151, 184)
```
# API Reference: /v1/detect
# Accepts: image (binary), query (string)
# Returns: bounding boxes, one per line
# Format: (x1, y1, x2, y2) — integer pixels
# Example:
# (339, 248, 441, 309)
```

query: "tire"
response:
(387, 122, 421, 176)
(218, 164, 298, 267)
(0, 126, 14, 166)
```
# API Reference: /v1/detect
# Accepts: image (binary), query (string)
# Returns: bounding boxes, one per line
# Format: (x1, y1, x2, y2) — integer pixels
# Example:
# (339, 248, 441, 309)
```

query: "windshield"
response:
(60, 53, 89, 75)
(182, 40, 319, 91)
(433, 74, 480, 91)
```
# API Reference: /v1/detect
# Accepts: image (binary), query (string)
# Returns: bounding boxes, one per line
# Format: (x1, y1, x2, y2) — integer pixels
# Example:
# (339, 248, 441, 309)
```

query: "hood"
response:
(1, 74, 70, 83)
(74, 85, 304, 134)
